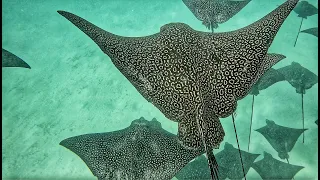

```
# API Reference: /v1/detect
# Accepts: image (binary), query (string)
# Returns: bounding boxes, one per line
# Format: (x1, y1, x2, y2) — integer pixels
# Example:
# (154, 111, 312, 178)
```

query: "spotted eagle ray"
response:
(60, 117, 205, 180)
(255, 119, 307, 163)
(182, 0, 251, 32)
(278, 61, 318, 143)
(176, 142, 260, 180)
(215, 142, 260, 179)
(57, 1, 298, 179)
(247, 63, 286, 152)
(300, 27, 318, 37)
(2, 48, 31, 69)
(292, 0, 318, 46)
(252, 151, 304, 180)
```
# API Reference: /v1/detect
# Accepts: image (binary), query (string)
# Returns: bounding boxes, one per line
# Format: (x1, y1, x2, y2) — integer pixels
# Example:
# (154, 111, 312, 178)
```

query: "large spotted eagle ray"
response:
(182, 0, 252, 32)
(2, 48, 31, 69)
(60, 117, 205, 180)
(57, 0, 298, 179)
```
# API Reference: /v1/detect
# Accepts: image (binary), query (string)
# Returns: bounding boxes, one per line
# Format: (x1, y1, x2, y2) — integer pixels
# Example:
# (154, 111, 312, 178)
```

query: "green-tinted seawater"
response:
(2, 0, 318, 179)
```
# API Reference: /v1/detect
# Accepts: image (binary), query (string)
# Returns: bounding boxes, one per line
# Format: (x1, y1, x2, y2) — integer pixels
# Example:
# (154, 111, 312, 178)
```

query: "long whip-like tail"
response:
(301, 92, 305, 143)
(206, 149, 220, 180)
(294, 17, 304, 47)
(248, 95, 255, 151)
(195, 104, 219, 180)
(232, 114, 247, 180)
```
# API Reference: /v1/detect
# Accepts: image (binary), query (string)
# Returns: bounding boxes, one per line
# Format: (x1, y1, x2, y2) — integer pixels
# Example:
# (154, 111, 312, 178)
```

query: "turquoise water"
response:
(2, 0, 318, 179)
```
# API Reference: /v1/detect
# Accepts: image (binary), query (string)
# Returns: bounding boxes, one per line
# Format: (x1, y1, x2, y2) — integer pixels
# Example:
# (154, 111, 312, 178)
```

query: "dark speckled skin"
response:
(60, 117, 204, 180)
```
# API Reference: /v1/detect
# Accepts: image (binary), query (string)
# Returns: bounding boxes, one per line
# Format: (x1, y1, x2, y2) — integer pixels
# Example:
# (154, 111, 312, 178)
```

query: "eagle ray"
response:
(57, 1, 299, 179)
(60, 117, 205, 180)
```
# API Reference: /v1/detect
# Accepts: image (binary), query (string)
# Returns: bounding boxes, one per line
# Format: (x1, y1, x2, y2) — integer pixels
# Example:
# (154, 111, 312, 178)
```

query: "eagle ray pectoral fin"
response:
(2, 48, 31, 69)
(57, 10, 131, 58)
